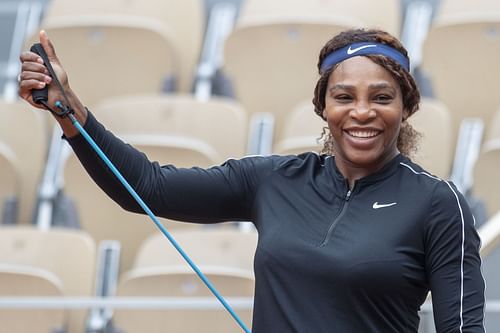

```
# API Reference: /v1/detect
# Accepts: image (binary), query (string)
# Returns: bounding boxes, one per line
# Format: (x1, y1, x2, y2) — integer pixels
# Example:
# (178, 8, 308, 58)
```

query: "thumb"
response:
(39, 30, 59, 63)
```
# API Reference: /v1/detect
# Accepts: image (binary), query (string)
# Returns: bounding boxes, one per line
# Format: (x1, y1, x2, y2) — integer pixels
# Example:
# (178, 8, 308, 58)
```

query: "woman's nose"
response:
(350, 102, 376, 122)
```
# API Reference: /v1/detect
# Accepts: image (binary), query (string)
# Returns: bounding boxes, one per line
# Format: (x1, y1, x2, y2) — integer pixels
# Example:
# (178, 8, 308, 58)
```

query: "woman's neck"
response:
(334, 152, 399, 189)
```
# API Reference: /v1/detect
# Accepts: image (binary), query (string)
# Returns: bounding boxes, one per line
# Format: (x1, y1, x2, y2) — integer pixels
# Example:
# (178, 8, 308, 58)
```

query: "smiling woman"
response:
(314, 29, 421, 163)
(18, 28, 485, 332)
(323, 56, 405, 184)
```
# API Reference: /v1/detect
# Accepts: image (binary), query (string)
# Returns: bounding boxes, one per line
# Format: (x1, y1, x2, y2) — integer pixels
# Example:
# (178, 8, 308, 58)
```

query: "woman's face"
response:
(323, 56, 405, 170)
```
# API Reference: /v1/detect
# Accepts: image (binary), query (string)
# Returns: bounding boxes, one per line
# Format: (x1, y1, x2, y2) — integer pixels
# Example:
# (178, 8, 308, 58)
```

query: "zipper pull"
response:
(345, 189, 352, 201)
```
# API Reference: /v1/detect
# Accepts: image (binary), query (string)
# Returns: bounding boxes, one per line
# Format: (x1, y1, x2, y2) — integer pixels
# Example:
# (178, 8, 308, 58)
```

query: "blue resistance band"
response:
(63, 110, 251, 333)
(320, 42, 410, 72)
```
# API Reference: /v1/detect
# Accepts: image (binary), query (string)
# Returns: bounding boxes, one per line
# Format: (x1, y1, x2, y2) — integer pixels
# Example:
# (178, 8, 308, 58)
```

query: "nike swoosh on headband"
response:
(320, 42, 410, 72)
(347, 44, 376, 55)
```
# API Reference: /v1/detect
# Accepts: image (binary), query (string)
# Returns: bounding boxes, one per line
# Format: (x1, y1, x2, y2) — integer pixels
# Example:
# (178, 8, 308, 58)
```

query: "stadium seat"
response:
(408, 98, 453, 179)
(223, 0, 400, 137)
(41, 0, 204, 93)
(0, 264, 66, 333)
(0, 226, 96, 333)
(421, 0, 500, 141)
(113, 229, 257, 333)
(0, 101, 49, 224)
(114, 266, 254, 333)
(0, 142, 20, 223)
(133, 229, 258, 272)
(30, 18, 178, 108)
(472, 139, 500, 218)
(92, 94, 249, 162)
(29, 0, 207, 107)
(273, 100, 326, 155)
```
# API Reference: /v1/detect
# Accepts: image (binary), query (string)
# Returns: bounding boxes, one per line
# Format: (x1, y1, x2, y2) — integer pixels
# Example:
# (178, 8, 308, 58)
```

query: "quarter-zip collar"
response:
(326, 153, 408, 199)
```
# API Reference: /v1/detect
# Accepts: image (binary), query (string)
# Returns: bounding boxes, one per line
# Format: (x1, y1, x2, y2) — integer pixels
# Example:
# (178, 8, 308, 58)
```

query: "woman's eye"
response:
(374, 95, 392, 103)
(335, 95, 352, 102)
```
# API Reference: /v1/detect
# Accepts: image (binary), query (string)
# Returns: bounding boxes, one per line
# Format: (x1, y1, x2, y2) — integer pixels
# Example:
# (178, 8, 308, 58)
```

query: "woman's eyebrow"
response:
(329, 83, 354, 92)
(369, 82, 396, 92)
(329, 83, 397, 93)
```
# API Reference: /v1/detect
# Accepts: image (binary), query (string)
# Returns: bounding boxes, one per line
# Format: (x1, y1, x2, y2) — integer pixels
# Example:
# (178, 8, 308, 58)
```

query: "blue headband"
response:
(320, 42, 410, 72)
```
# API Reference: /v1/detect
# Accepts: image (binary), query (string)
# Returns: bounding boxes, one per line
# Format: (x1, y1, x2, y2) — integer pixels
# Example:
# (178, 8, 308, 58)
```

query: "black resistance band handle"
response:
(30, 43, 50, 105)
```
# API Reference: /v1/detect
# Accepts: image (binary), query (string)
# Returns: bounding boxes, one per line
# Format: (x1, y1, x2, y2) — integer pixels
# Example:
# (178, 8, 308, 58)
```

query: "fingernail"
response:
(45, 76, 52, 83)
(37, 57, 44, 64)
(39, 82, 46, 88)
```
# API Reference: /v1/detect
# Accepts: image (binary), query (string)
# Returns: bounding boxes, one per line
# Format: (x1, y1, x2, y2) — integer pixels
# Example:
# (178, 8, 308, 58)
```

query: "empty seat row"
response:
(26, 0, 402, 108)
(0, 226, 257, 333)
(0, 226, 95, 333)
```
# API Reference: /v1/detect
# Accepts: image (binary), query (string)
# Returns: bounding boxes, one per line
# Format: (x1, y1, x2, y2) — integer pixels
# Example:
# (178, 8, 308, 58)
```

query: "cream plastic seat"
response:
(273, 100, 326, 155)
(223, 0, 400, 137)
(113, 229, 257, 333)
(41, 0, 203, 93)
(133, 229, 258, 272)
(31, 18, 178, 108)
(0, 264, 66, 333)
(0, 226, 96, 333)
(0, 101, 49, 224)
(114, 266, 254, 333)
(0, 142, 20, 222)
(472, 139, 500, 218)
(92, 94, 249, 162)
(421, 0, 500, 142)
(408, 98, 453, 179)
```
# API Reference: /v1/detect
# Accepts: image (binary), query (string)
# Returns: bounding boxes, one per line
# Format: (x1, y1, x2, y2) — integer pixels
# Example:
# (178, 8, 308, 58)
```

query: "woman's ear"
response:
(322, 109, 327, 120)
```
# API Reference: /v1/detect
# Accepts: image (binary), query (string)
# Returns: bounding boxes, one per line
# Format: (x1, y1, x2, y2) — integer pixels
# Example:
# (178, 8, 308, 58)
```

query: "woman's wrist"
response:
(53, 88, 88, 138)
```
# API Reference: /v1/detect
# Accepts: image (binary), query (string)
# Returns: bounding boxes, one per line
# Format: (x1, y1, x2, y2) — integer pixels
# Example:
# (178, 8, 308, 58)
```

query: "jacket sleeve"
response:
(66, 111, 273, 223)
(425, 181, 485, 332)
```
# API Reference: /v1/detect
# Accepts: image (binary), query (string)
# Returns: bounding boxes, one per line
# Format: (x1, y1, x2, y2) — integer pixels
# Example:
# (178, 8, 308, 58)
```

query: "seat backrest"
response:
(407, 98, 453, 179)
(0, 142, 21, 220)
(0, 226, 96, 295)
(93, 94, 249, 161)
(472, 140, 500, 218)
(236, 0, 400, 34)
(121, 134, 221, 167)
(273, 100, 326, 155)
(0, 226, 96, 333)
(134, 229, 258, 272)
(421, 0, 500, 142)
(223, 0, 400, 136)
(0, 264, 66, 333)
(32, 20, 178, 108)
(43, 0, 204, 92)
(114, 266, 254, 333)
(0, 101, 48, 223)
